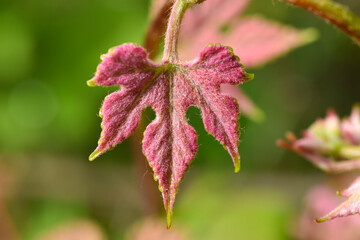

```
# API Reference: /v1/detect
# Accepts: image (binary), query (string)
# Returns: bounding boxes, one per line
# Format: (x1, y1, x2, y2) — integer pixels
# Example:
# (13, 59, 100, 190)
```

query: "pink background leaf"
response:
(317, 178, 360, 222)
(178, 0, 316, 120)
(296, 185, 360, 240)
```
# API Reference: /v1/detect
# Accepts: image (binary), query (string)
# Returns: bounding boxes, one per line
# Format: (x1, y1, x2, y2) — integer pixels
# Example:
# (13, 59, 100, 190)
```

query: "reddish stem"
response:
(144, 0, 173, 59)
(281, 0, 360, 46)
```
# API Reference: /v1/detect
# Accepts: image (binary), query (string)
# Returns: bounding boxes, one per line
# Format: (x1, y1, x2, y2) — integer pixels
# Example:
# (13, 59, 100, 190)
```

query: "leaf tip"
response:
(244, 73, 254, 82)
(248, 106, 265, 122)
(300, 28, 319, 45)
(167, 209, 173, 229)
(315, 217, 328, 223)
(234, 156, 241, 173)
(89, 149, 101, 161)
(87, 79, 97, 87)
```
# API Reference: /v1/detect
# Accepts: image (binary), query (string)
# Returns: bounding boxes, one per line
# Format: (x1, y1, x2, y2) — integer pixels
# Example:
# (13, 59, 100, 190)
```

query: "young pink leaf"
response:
(316, 177, 360, 223)
(88, 43, 251, 226)
(278, 107, 360, 173)
(296, 185, 360, 240)
(341, 177, 360, 197)
(294, 109, 342, 156)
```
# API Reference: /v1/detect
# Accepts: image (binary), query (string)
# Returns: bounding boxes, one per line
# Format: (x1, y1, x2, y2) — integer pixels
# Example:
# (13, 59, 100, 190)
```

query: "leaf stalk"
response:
(163, 0, 193, 62)
(280, 0, 360, 46)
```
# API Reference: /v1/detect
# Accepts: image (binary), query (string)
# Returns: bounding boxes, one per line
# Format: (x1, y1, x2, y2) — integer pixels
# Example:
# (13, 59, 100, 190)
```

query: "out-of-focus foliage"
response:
(296, 184, 360, 240)
(0, 0, 359, 239)
(35, 220, 105, 240)
(279, 107, 360, 173)
(278, 107, 360, 224)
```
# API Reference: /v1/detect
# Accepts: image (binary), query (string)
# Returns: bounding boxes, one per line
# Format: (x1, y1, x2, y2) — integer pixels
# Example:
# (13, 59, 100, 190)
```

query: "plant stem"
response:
(280, 0, 360, 46)
(144, 0, 173, 59)
(163, 0, 192, 62)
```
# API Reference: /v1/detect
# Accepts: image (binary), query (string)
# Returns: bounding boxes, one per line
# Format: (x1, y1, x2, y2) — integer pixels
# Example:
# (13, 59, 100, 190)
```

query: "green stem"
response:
(162, 0, 193, 62)
(281, 0, 360, 46)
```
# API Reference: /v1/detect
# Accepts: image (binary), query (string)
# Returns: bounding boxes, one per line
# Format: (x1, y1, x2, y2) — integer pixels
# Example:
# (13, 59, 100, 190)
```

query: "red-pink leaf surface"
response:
(88, 43, 250, 222)
(317, 177, 360, 222)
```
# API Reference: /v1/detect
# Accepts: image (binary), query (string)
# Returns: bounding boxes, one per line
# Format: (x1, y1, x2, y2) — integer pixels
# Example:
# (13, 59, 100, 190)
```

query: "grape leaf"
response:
(87, 43, 252, 225)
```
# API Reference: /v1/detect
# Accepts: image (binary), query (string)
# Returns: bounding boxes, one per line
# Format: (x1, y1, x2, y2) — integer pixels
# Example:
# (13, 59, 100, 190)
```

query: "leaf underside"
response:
(88, 43, 251, 226)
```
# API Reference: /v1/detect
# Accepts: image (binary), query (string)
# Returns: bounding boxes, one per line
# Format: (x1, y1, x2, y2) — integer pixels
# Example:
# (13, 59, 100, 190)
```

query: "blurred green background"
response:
(0, 0, 359, 239)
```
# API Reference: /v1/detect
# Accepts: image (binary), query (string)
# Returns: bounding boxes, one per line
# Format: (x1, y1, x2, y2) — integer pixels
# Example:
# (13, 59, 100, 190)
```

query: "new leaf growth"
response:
(279, 106, 360, 222)
(87, 0, 252, 227)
